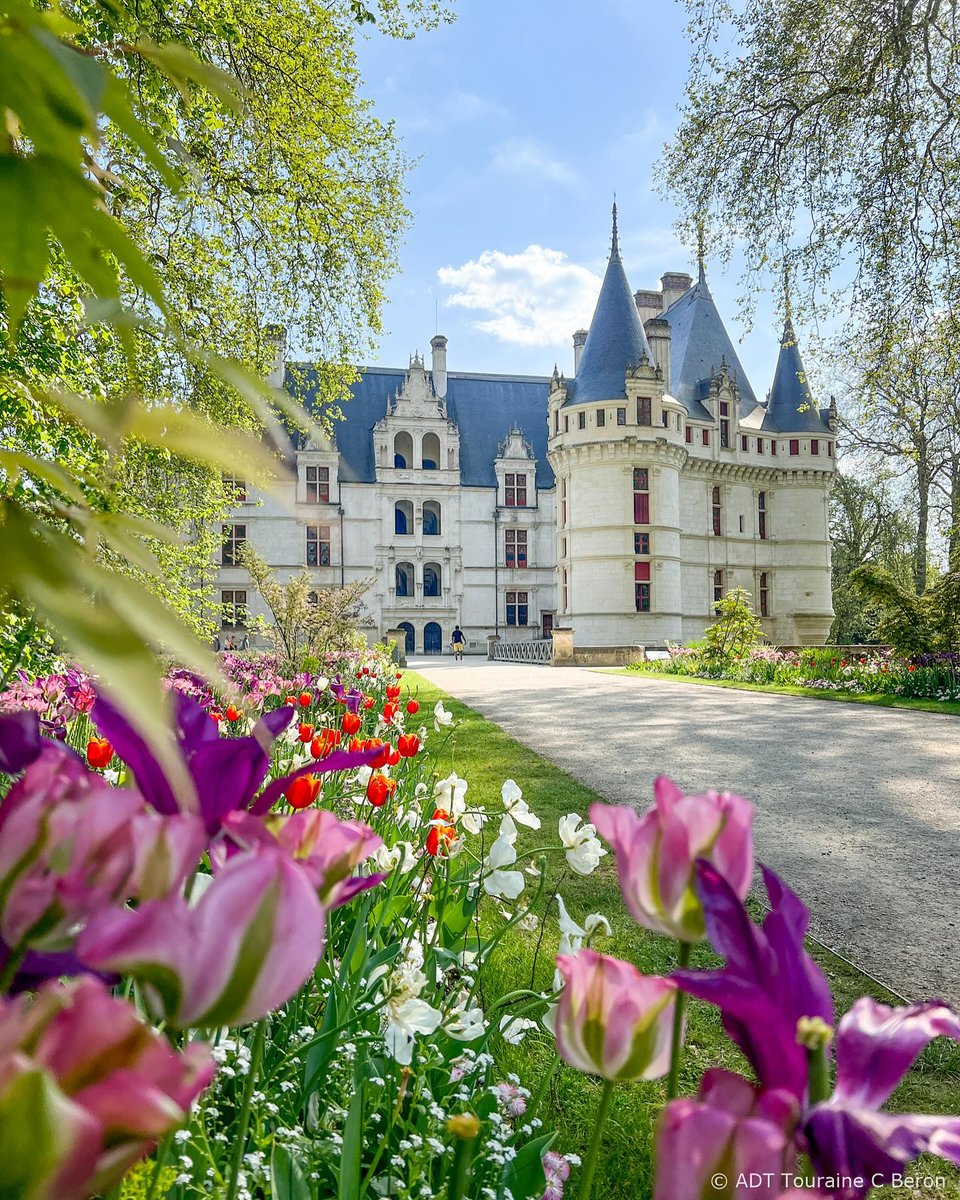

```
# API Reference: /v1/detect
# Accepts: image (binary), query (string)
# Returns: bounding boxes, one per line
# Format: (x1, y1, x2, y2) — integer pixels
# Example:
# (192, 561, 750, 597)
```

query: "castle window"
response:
(564, 416, 569, 432)
(759, 571, 770, 617)
(505, 473, 527, 507)
(423, 563, 441, 597)
(597, 409, 606, 427)
(702, 429, 710, 446)
(221, 523, 246, 566)
(394, 431, 413, 470)
(562, 569, 568, 612)
(740, 435, 748, 452)
(506, 591, 528, 626)
(771, 440, 778, 455)
(758, 492, 767, 541)
(395, 562, 413, 597)
(306, 525, 330, 566)
(811, 439, 820, 456)
(505, 528, 528, 567)
(739, 515, 745, 533)
(713, 569, 724, 606)
(634, 562, 651, 613)
(578, 412, 586, 430)
(306, 465, 329, 502)
(634, 532, 649, 555)
(617, 407, 626, 425)
(638, 396, 652, 426)
(685, 426, 693, 444)
(712, 486, 722, 537)
(561, 478, 567, 526)
(221, 589, 247, 629)
(827, 441, 834, 457)
(225, 474, 247, 503)
(757, 438, 765, 455)
(633, 468, 650, 524)
(554, 410, 559, 434)
(719, 401, 730, 448)
(789, 439, 800, 455)
(662, 411, 669, 428)
(423, 501, 442, 536)
(422, 432, 441, 470)
(394, 501, 413, 536)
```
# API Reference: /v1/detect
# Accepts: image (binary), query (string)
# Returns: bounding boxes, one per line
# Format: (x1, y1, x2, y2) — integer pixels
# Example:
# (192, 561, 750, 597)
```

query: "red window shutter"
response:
(634, 562, 651, 582)
(634, 493, 649, 523)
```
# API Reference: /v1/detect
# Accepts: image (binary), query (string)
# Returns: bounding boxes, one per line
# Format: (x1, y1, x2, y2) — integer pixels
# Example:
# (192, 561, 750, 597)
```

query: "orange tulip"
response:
(342, 712, 362, 736)
(366, 772, 397, 808)
(86, 738, 113, 770)
(285, 775, 322, 809)
(397, 733, 420, 758)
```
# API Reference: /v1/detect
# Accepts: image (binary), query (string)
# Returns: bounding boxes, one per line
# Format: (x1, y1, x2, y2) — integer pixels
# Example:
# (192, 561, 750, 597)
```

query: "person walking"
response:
(451, 625, 465, 661)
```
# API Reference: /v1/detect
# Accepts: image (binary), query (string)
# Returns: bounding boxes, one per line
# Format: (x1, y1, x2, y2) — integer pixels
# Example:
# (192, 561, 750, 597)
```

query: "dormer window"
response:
(394, 431, 413, 469)
(719, 401, 730, 448)
(638, 396, 652, 426)
(305, 465, 329, 503)
(422, 432, 440, 470)
(505, 473, 527, 507)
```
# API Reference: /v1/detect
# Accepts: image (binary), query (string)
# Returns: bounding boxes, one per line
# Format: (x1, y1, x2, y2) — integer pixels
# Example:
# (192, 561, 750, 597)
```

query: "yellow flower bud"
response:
(446, 1113, 481, 1140)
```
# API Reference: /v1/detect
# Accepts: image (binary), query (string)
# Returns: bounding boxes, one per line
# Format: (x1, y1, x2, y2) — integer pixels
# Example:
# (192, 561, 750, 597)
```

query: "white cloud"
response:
(438, 245, 602, 347)
(402, 90, 509, 132)
(489, 137, 577, 186)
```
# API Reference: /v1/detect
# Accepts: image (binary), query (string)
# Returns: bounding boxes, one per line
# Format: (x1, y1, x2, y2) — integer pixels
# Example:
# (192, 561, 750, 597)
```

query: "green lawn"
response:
(608, 667, 960, 717)
(407, 671, 960, 1200)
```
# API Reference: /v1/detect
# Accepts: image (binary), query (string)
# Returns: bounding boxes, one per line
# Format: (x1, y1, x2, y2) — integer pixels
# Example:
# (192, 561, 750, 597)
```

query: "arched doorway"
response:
(397, 622, 415, 654)
(424, 621, 442, 655)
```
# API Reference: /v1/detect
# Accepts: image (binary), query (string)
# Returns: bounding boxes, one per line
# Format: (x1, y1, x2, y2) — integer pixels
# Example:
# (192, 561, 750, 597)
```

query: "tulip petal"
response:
(92, 694, 181, 816)
(0, 710, 43, 774)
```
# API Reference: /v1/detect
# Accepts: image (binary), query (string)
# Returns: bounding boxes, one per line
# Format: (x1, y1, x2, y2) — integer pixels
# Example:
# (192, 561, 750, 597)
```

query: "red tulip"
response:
(366, 772, 396, 807)
(382, 703, 398, 722)
(86, 738, 113, 769)
(298, 691, 313, 707)
(342, 712, 362, 735)
(284, 696, 298, 706)
(310, 729, 341, 760)
(386, 684, 401, 701)
(298, 723, 315, 743)
(286, 774, 322, 809)
(363, 696, 375, 709)
(398, 733, 420, 758)
(225, 705, 241, 722)
(406, 699, 420, 715)
(209, 711, 223, 724)
(426, 808, 456, 856)
(385, 746, 401, 766)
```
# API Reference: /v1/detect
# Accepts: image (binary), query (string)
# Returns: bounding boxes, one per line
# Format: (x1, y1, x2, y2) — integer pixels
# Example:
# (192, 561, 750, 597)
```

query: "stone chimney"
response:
(431, 334, 448, 400)
(660, 272, 694, 311)
(644, 318, 671, 392)
(634, 289, 663, 326)
(264, 323, 287, 390)
(572, 329, 588, 374)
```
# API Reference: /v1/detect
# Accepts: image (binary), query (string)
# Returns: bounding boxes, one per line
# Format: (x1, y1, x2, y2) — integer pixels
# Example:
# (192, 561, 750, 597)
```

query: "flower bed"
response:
(631, 646, 960, 703)
(1, 649, 959, 1200)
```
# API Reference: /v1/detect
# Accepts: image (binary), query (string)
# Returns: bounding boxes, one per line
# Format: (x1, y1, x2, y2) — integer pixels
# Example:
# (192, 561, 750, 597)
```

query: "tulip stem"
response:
(0, 942, 27, 995)
(577, 1079, 615, 1200)
(666, 941, 691, 1100)
(226, 1019, 267, 1200)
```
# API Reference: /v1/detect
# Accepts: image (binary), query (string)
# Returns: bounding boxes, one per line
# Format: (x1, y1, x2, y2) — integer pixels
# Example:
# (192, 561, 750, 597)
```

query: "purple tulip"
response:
(554, 948, 677, 1081)
(590, 776, 753, 942)
(78, 845, 329, 1028)
(0, 709, 43, 774)
(674, 860, 834, 1100)
(655, 1069, 798, 1199)
(0, 975, 213, 1199)
(329, 676, 363, 713)
(93, 691, 382, 834)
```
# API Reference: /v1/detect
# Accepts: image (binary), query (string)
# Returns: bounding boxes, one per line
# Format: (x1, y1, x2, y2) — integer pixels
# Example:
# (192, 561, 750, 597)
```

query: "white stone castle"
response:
(214, 210, 836, 655)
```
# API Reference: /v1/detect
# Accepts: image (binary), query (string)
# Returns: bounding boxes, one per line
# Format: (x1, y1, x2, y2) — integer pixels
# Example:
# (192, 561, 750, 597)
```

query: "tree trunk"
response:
(914, 458, 931, 593)
(950, 458, 960, 573)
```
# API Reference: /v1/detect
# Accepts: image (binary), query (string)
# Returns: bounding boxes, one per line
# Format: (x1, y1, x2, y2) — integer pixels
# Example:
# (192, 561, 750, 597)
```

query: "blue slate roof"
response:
(286, 364, 554, 490)
(564, 208, 652, 406)
(660, 270, 758, 419)
(766, 320, 831, 433)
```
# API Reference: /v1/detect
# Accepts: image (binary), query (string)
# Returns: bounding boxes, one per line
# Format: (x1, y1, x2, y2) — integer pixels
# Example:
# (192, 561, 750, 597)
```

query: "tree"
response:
(703, 587, 765, 663)
(851, 564, 960, 654)
(239, 543, 373, 670)
(662, 0, 960, 352)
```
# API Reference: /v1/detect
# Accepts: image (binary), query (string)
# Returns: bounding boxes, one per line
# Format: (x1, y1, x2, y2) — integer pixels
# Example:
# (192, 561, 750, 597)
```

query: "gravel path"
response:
(410, 657, 960, 1003)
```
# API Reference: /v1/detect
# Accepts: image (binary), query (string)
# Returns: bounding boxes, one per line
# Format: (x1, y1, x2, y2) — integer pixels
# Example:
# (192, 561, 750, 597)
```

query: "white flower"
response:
(434, 701, 454, 731)
(558, 813, 607, 875)
(434, 772, 467, 811)
(498, 812, 519, 843)
(483, 833, 525, 899)
(555, 894, 587, 955)
(384, 995, 443, 1065)
(373, 841, 418, 875)
(499, 1016, 538, 1044)
(584, 912, 612, 939)
(315, 676, 329, 692)
(446, 993, 486, 1042)
(501, 780, 541, 830)
(518, 912, 539, 932)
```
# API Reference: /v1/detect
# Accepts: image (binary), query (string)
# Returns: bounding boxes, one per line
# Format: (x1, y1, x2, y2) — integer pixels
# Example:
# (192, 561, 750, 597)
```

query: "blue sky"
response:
(353, 0, 786, 395)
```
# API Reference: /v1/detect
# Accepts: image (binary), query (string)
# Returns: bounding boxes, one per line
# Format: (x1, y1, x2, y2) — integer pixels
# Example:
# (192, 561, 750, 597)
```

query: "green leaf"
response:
(122, 404, 285, 481)
(271, 1144, 311, 1200)
(338, 1069, 364, 1200)
(499, 1132, 556, 1200)
(0, 158, 53, 330)
(131, 40, 244, 110)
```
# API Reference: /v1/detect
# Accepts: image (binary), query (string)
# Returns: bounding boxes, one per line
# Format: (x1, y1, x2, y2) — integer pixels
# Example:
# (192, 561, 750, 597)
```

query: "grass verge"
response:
(606, 668, 960, 717)
(407, 670, 960, 1200)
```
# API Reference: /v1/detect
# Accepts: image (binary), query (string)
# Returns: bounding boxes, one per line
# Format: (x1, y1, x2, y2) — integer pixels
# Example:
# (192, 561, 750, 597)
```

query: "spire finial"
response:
(783, 259, 794, 330)
(696, 218, 706, 285)
(611, 197, 620, 260)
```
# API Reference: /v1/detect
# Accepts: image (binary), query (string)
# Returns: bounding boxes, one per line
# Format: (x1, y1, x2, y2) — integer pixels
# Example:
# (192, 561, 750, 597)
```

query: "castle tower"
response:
(547, 207, 687, 646)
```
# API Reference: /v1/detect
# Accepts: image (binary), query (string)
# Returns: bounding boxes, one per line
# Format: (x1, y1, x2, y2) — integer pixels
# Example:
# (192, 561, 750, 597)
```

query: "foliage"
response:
(239, 542, 373, 669)
(852, 564, 960, 654)
(702, 587, 764, 664)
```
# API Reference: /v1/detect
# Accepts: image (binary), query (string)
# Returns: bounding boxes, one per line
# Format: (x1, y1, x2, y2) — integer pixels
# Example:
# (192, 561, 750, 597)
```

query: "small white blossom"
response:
(558, 813, 606, 875)
(500, 780, 541, 830)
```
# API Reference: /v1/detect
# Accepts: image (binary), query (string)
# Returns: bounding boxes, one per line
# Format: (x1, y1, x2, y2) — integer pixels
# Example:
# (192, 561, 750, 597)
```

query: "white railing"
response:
(492, 639, 553, 665)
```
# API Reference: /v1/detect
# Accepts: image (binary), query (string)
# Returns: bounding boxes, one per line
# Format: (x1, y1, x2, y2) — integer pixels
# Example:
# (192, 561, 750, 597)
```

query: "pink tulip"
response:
(591, 776, 753, 942)
(0, 976, 213, 1199)
(223, 808, 384, 907)
(79, 846, 327, 1028)
(554, 949, 677, 1081)
(654, 1069, 798, 1199)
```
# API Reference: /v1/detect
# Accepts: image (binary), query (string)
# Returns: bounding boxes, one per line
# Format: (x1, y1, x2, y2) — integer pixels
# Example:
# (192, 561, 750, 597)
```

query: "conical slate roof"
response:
(766, 319, 830, 433)
(566, 206, 652, 405)
(660, 268, 757, 418)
